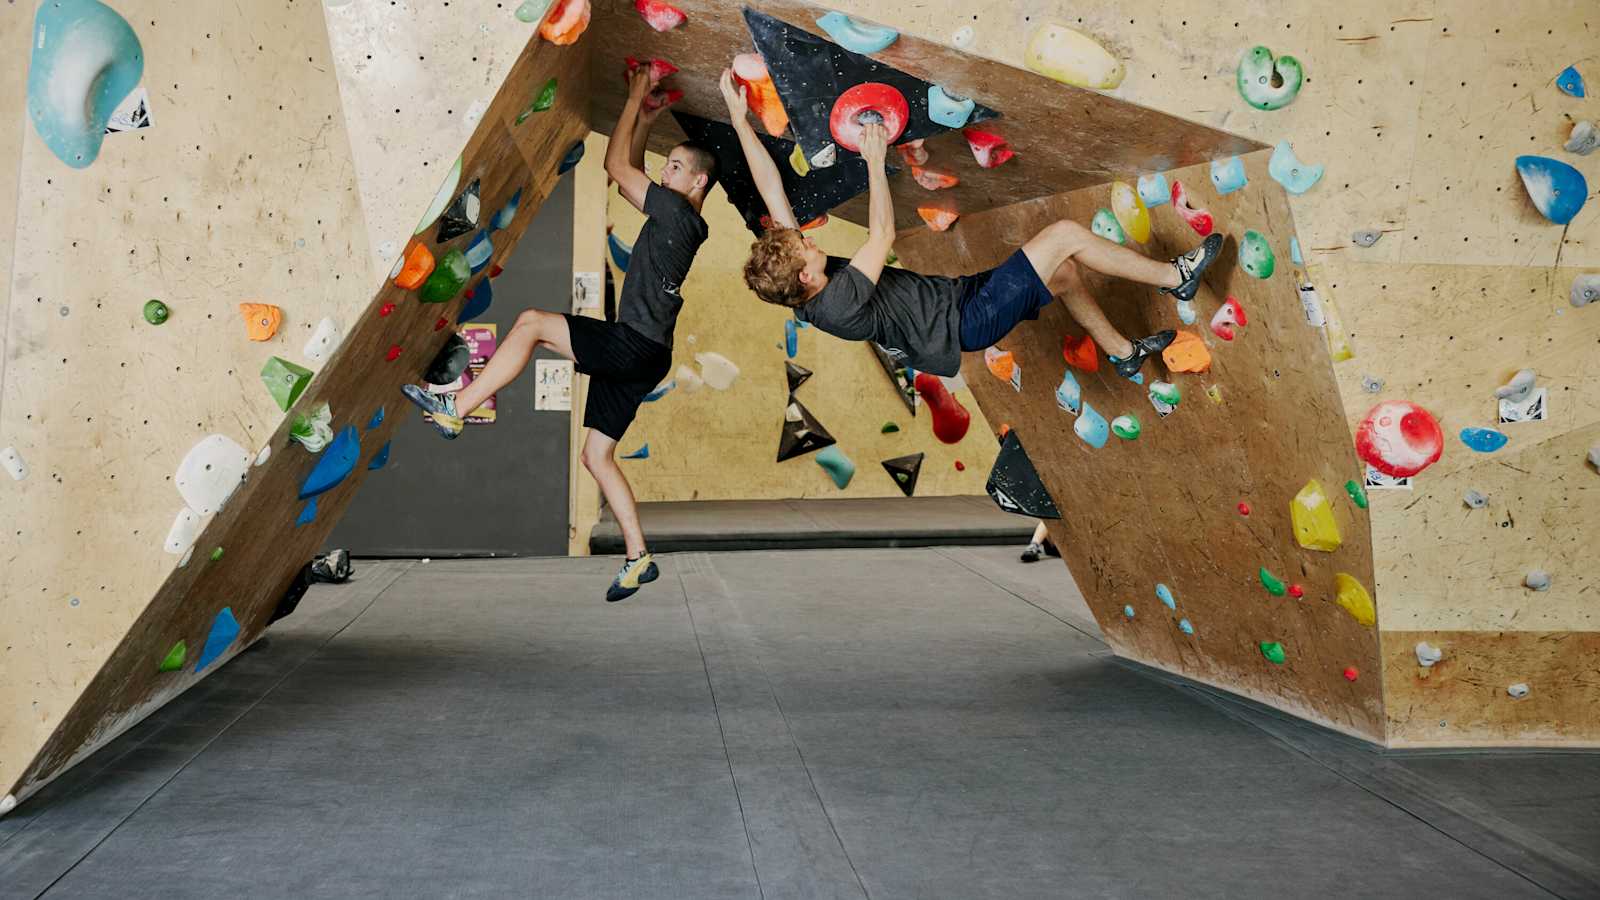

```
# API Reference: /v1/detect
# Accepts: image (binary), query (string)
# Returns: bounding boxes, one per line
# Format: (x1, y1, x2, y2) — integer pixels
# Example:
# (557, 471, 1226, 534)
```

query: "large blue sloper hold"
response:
(1515, 155, 1588, 225)
(367, 441, 392, 471)
(458, 275, 493, 323)
(195, 607, 241, 673)
(816, 11, 899, 54)
(28, 0, 145, 169)
(299, 426, 360, 499)
(607, 232, 633, 272)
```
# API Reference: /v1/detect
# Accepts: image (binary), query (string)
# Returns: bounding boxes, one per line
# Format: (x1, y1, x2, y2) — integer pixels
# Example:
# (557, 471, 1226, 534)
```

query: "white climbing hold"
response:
(1463, 489, 1488, 509)
(1415, 641, 1442, 667)
(695, 352, 740, 390)
(175, 435, 251, 516)
(255, 445, 271, 466)
(179, 545, 195, 568)
(1572, 274, 1599, 308)
(1566, 121, 1598, 156)
(463, 98, 490, 129)
(809, 142, 838, 169)
(951, 25, 974, 49)
(0, 794, 14, 815)
(164, 507, 200, 555)
(303, 317, 342, 364)
(1589, 444, 1600, 472)
(1361, 375, 1384, 394)
(1352, 229, 1382, 247)
(676, 363, 705, 393)
(1506, 682, 1530, 699)
(1494, 368, 1537, 404)
(1524, 569, 1551, 591)
(2, 446, 26, 481)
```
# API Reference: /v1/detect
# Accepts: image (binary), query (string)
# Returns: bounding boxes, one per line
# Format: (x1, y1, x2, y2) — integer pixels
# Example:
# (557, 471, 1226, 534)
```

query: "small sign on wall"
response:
(572, 271, 601, 311)
(535, 359, 573, 411)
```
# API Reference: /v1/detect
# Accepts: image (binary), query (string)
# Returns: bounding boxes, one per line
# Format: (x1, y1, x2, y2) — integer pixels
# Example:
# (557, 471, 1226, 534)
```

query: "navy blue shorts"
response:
(957, 249, 1055, 351)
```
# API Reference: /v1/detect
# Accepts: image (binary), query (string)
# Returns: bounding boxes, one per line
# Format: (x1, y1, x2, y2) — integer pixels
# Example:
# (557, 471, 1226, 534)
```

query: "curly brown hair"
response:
(743, 228, 810, 307)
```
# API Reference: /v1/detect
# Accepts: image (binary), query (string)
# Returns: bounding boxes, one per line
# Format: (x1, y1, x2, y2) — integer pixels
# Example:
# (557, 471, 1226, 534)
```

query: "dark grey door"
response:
(329, 176, 574, 557)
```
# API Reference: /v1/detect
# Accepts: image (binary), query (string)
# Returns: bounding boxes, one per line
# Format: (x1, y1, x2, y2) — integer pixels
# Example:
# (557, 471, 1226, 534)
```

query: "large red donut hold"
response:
(1355, 400, 1444, 478)
(829, 82, 909, 153)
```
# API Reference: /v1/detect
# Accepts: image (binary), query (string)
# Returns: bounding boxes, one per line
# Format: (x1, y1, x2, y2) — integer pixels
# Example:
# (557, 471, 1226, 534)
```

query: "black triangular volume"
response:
(436, 179, 482, 243)
(742, 7, 999, 167)
(777, 397, 836, 462)
(424, 333, 471, 385)
(880, 452, 924, 497)
(672, 111, 879, 235)
(785, 360, 813, 394)
(868, 342, 917, 415)
(986, 431, 1061, 519)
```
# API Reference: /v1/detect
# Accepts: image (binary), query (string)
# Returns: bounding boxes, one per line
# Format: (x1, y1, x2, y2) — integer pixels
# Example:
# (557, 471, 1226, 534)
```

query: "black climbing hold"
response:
(777, 397, 837, 462)
(424, 333, 471, 385)
(881, 452, 924, 497)
(785, 360, 813, 395)
(986, 430, 1062, 519)
(436, 178, 481, 243)
(869, 342, 917, 414)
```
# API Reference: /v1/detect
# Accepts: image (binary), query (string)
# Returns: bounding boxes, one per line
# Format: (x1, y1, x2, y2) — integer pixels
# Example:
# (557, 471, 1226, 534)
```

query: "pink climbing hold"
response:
(634, 0, 686, 31)
(1355, 400, 1444, 478)
(1210, 296, 1248, 341)
(963, 128, 1015, 168)
(1170, 180, 1214, 236)
(914, 372, 971, 444)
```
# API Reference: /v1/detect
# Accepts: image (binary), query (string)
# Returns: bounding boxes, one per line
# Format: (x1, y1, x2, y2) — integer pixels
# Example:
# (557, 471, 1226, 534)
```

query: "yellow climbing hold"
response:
(789, 143, 810, 177)
(1334, 573, 1375, 627)
(1023, 23, 1125, 90)
(1291, 478, 1342, 552)
(1110, 181, 1150, 243)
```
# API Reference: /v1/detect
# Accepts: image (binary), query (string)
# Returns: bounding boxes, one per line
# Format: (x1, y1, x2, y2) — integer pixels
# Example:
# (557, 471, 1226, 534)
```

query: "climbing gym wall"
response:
(0, 0, 591, 811)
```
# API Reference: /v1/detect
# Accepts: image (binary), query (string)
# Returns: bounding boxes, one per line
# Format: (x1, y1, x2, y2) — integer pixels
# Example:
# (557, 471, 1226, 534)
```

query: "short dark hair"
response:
(675, 141, 718, 193)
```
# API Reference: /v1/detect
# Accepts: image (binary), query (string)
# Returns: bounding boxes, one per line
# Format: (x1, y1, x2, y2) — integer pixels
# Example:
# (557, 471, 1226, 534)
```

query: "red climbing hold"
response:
(829, 83, 910, 153)
(634, 0, 685, 32)
(379, 302, 396, 317)
(1343, 666, 1359, 682)
(624, 56, 678, 87)
(1210, 296, 1248, 341)
(1237, 502, 1251, 516)
(643, 88, 684, 112)
(386, 345, 403, 362)
(963, 128, 1015, 168)
(434, 317, 449, 331)
(1170, 180, 1214, 236)
(489, 264, 504, 278)
(896, 139, 928, 166)
(914, 372, 971, 444)
(1062, 334, 1100, 372)
(1288, 584, 1305, 599)
(1355, 400, 1444, 478)
(954, 460, 965, 471)
(911, 166, 959, 190)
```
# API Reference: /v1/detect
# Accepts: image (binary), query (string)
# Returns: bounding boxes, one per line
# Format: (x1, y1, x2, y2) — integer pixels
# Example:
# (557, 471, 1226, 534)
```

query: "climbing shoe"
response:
(1043, 537, 1061, 558)
(1110, 330, 1176, 379)
(1161, 232, 1224, 303)
(1020, 542, 1046, 563)
(401, 384, 463, 439)
(606, 552, 659, 603)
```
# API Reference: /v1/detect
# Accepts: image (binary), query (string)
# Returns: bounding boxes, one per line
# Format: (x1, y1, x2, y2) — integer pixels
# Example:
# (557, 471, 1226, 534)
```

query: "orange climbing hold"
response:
(914, 372, 971, 444)
(759, 213, 827, 231)
(984, 347, 1017, 384)
(1161, 330, 1211, 373)
(1062, 334, 1099, 372)
(540, 0, 590, 44)
(395, 244, 435, 290)
(911, 166, 959, 190)
(918, 207, 959, 231)
(239, 303, 282, 341)
(896, 139, 928, 166)
(732, 53, 788, 136)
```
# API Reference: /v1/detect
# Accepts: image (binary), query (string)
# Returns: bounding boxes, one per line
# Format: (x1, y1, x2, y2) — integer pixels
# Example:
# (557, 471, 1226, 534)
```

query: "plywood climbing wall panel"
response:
(896, 149, 1386, 740)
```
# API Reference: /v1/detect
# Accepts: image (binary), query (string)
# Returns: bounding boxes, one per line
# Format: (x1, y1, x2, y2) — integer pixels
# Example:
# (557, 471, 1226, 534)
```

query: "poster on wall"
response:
(534, 359, 573, 411)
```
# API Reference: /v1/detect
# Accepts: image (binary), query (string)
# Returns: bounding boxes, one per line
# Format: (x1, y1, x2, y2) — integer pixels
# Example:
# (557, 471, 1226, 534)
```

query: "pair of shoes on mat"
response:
(400, 384, 463, 439)
(606, 552, 659, 603)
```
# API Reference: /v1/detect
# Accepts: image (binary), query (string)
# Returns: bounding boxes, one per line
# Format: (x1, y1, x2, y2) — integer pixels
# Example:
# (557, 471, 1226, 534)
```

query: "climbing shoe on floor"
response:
(1020, 542, 1046, 563)
(606, 552, 660, 603)
(1110, 330, 1177, 379)
(1161, 232, 1224, 303)
(401, 384, 463, 439)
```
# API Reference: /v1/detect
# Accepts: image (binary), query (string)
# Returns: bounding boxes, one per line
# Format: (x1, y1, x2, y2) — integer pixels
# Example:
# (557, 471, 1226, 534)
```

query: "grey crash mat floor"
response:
(590, 495, 1034, 553)
(3, 549, 1596, 900)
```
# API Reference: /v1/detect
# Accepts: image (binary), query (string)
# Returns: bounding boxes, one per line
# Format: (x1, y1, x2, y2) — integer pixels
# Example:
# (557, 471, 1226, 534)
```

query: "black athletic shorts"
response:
(956, 249, 1056, 352)
(566, 315, 672, 441)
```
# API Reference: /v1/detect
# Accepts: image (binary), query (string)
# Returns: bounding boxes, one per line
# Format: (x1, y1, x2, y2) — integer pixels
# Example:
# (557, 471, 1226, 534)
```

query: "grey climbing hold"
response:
(1361, 375, 1384, 394)
(1494, 368, 1537, 403)
(1589, 444, 1600, 471)
(1565, 120, 1598, 156)
(1524, 569, 1551, 591)
(1352, 229, 1382, 248)
(1463, 489, 1488, 509)
(1415, 641, 1443, 667)
(1, 446, 25, 481)
(1571, 274, 1599, 308)
(1507, 682, 1530, 699)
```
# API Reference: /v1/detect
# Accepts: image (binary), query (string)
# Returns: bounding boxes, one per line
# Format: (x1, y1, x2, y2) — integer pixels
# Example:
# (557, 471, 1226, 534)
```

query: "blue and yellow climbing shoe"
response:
(606, 552, 659, 603)
(400, 383, 463, 439)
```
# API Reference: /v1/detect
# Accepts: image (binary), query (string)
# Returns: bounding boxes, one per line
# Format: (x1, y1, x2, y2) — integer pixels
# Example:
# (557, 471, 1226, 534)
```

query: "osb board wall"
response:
(0, 21, 591, 804)
(586, 0, 1261, 231)
(0, 13, 27, 404)
(896, 150, 1387, 741)
(606, 162, 997, 502)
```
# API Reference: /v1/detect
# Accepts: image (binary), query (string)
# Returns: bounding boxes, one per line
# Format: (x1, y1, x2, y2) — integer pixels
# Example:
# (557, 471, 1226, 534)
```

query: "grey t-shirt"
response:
(794, 257, 969, 376)
(618, 183, 708, 347)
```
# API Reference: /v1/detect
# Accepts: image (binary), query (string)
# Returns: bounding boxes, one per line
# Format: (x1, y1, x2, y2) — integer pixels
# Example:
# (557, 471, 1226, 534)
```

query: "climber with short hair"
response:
(402, 64, 714, 603)
(719, 69, 1222, 381)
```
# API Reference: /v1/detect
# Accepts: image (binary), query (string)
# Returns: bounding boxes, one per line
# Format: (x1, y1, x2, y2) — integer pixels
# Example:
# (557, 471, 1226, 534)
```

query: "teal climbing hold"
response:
(1460, 427, 1508, 453)
(491, 188, 522, 230)
(1515, 155, 1588, 225)
(465, 231, 494, 273)
(816, 11, 898, 54)
(1290, 236, 1304, 264)
(1074, 403, 1109, 449)
(260, 357, 314, 411)
(927, 85, 974, 128)
(296, 496, 317, 527)
(1091, 208, 1126, 244)
(420, 249, 470, 303)
(195, 607, 240, 673)
(1156, 583, 1176, 609)
(515, 0, 554, 23)
(623, 444, 650, 460)
(1137, 173, 1169, 208)
(299, 426, 359, 499)
(27, 0, 145, 169)
(1211, 156, 1248, 195)
(1123, 605, 1135, 618)
(1055, 371, 1082, 415)
(1557, 65, 1586, 98)
(816, 445, 856, 488)
(1178, 618, 1194, 635)
(1268, 141, 1323, 194)
(367, 441, 391, 471)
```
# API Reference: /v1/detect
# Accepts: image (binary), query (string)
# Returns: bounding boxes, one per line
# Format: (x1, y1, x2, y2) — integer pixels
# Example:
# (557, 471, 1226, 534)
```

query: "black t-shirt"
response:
(618, 183, 708, 347)
(794, 257, 970, 376)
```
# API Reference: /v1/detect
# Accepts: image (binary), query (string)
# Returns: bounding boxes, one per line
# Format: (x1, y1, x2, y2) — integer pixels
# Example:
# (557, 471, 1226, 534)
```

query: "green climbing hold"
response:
(1111, 415, 1141, 440)
(143, 299, 169, 324)
(1240, 229, 1276, 279)
(886, 251, 899, 266)
(1091, 208, 1126, 244)
(516, 78, 558, 124)
(1259, 566, 1287, 596)
(1237, 46, 1304, 111)
(515, 0, 554, 23)
(209, 547, 224, 562)
(159, 641, 187, 672)
(1149, 381, 1181, 407)
(260, 356, 314, 411)
(420, 250, 471, 303)
(881, 422, 900, 434)
(1259, 641, 1286, 665)
(1344, 479, 1369, 510)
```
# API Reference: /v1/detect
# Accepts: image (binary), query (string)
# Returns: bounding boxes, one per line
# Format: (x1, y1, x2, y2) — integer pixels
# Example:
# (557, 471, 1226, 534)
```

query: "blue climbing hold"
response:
(459, 275, 493, 323)
(623, 443, 650, 460)
(299, 426, 360, 499)
(1178, 618, 1194, 635)
(1268, 141, 1323, 195)
(1290, 236, 1304, 264)
(465, 231, 494, 273)
(491, 188, 521, 231)
(195, 607, 240, 673)
(1137, 173, 1170, 208)
(1557, 65, 1586, 98)
(1211, 156, 1248, 195)
(1074, 403, 1109, 449)
(927, 85, 975, 128)
(367, 441, 391, 471)
(558, 140, 585, 175)
(27, 0, 145, 169)
(785, 319, 799, 358)
(367, 407, 384, 430)
(1515, 155, 1588, 225)
(642, 380, 675, 402)
(1123, 605, 1135, 618)
(608, 231, 633, 272)
(815, 445, 856, 489)
(1460, 427, 1509, 453)
(1155, 583, 1176, 609)
(295, 497, 317, 527)
(1055, 371, 1082, 415)
(816, 11, 898, 54)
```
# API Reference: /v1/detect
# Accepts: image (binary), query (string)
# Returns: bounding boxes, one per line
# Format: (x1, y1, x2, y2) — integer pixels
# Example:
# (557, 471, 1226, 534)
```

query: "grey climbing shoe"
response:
(1161, 233, 1224, 303)
(1110, 330, 1177, 379)
(401, 384, 463, 439)
(1020, 542, 1045, 563)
